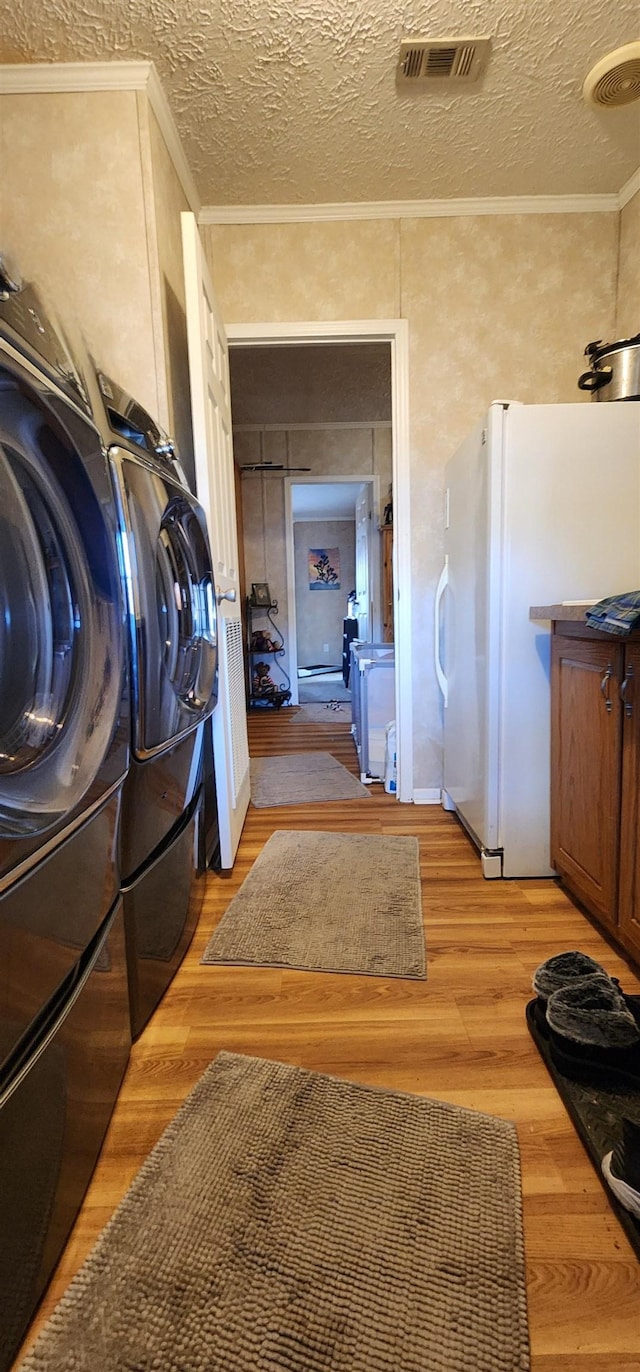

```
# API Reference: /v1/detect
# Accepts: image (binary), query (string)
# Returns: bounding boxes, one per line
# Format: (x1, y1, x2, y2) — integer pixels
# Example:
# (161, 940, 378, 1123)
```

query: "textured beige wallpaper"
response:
(0, 90, 160, 416)
(208, 210, 619, 792)
(616, 189, 640, 341)
(205, 220, 400, 322)
(230, 344, 391, 424)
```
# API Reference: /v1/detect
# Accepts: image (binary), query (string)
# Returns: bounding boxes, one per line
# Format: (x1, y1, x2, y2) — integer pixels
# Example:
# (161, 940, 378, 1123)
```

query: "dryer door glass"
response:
(0, 362, 126, 837)
(112, 454, 217, 756)
(156, 501, 217, 706)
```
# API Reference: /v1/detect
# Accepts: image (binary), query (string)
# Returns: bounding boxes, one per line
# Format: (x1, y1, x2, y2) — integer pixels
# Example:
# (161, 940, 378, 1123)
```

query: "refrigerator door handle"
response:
(434, 556, 448, 707)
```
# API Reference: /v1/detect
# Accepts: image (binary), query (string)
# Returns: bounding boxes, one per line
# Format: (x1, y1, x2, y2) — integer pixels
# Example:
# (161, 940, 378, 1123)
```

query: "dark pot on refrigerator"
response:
(578, 333, 640, 401)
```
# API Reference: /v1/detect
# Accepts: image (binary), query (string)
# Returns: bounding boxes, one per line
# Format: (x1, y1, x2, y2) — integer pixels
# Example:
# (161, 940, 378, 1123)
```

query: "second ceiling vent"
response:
(398, 37, 492, 88)
(583, 41, 640, 108)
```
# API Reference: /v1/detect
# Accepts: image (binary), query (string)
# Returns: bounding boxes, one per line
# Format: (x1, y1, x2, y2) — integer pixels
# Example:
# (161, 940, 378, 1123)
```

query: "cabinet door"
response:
(550, 635, 623, 927)
(618, 644, 640, 961)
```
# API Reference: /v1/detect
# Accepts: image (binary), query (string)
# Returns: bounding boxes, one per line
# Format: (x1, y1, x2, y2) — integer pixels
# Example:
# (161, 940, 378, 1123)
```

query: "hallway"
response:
(17, 709, 640, 1370)
(296, 670, 350, 705)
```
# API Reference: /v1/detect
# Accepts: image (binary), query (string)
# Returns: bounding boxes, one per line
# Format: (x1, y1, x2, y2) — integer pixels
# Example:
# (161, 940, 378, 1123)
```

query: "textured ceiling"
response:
(1, 1, 639, 204)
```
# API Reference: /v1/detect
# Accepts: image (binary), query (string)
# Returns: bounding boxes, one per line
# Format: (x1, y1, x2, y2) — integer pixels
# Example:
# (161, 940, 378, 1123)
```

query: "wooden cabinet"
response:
(618, 643, 640, 955)
(550, 626, 640, 965)
(381, 524, 393, 643)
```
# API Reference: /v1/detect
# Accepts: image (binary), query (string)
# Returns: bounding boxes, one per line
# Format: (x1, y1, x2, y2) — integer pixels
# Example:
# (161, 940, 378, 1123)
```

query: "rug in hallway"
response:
(17, 1052, 530, 1372)
(293, 703, 350, 723)
(250, 752, 370, 807)
(202, 829, 425, 977)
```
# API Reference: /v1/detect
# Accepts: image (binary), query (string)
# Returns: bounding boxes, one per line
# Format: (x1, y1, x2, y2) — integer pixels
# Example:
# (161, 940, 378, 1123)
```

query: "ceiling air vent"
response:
(398, 37, 491, 88)
(583, 41, 640, 108)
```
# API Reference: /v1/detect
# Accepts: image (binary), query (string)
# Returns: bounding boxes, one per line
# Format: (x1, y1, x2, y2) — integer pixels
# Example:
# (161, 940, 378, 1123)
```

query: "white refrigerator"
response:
(435, 400, 640, 879)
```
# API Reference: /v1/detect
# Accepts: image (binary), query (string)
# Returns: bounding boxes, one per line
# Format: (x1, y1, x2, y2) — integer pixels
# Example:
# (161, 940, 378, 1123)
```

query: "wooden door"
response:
(618, 643, 640, 962)
(181, 212, 250, 869)
(355, 483, 372, 642)
(381, 524, 394, 642)
(550, 634, 623, 927)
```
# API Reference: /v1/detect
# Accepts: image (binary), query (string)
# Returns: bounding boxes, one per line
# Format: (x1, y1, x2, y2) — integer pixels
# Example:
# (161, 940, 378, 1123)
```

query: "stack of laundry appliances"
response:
(85, 368, 219, 1041)
(0, 269, 132, 1370)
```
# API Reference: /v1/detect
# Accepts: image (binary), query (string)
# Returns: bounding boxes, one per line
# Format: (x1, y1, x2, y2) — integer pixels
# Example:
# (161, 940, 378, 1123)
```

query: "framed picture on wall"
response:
(308, 548, 340, 590)
(251, 582, 272, 606)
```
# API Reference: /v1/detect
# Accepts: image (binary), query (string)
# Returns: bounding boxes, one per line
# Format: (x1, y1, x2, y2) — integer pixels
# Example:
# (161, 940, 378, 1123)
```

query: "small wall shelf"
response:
(246, 597, 291, 709)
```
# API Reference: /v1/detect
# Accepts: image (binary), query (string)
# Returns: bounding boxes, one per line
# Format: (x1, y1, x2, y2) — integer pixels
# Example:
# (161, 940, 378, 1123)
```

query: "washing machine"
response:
(0, 268, 131, 1370)
(86, 369, 219, 1039)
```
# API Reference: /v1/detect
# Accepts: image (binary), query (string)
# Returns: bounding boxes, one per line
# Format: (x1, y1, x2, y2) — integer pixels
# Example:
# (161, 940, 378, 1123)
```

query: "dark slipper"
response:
(546, 976, 640, 1089)
(532, 951, 640, 1027)
(532, 950, 610, 1001)
(612, 979, 640, 1032)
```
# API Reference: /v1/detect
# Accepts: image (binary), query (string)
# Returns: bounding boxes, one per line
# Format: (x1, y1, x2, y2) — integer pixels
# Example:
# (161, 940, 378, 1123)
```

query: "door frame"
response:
(284, 473, 380, 703)
(226, 319, 413, 803)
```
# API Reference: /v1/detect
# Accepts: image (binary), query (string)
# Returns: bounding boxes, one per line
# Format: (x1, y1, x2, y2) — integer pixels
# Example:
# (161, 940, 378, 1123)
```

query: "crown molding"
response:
(199, 191, 621, 225)
(1, 63, 633, 224)
(0, 60, 199, 213)
(0, 59, 152, 93)
(619, 166, 640, 209)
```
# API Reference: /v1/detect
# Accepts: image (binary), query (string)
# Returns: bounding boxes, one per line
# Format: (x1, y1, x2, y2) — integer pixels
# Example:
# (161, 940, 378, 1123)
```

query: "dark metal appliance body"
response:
(86, 369, 219, 1039)
(0, 278, 131, 1370)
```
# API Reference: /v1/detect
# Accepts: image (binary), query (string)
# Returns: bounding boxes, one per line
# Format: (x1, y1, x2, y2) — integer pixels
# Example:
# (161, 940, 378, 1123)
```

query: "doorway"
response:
(227, 322, 413, 802)
(284, 475, 379, 705)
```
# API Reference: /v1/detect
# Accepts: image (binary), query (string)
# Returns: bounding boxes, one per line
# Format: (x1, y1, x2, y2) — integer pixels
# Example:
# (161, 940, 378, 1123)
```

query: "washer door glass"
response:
(0, 450, 75, 771)
(112, 454, 217, 755)
(0, 363, 125, 836)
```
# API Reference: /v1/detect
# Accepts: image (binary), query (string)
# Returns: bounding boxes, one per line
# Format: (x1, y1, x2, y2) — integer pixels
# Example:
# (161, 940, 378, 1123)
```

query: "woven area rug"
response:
(18, 1053, 530, 1372)
(250, 751, 370, 807)
(201, 829, 425, 977)
(294, 703, 351, 723)
(298, 680, 351, 703)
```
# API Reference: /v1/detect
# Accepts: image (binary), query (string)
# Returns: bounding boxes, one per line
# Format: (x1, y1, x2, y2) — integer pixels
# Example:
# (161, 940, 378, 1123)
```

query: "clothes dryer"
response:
(0, 271, 131, 1370)
(87, 369, 218, 1038)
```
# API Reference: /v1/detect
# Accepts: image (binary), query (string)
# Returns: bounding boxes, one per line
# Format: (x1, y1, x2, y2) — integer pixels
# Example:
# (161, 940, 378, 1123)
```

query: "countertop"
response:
(530, 602, 640, 641)
(529, 603, 593, 621)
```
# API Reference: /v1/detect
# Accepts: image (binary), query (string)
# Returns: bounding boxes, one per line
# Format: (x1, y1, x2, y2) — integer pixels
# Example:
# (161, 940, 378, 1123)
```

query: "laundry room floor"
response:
(15, 710, 640, 1371)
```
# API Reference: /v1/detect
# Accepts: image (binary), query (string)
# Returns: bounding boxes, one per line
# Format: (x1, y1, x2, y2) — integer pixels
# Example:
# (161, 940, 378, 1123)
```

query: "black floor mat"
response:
(525, 997, 640, 1261)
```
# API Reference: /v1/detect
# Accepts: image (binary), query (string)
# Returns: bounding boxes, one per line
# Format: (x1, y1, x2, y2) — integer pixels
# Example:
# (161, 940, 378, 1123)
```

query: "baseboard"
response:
(412, 788, 441, 805)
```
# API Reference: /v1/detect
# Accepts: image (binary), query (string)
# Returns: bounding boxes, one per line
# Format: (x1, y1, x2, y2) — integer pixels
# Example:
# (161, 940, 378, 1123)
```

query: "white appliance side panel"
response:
(443, 409, 501, 851)
(499, 402, 640, 877)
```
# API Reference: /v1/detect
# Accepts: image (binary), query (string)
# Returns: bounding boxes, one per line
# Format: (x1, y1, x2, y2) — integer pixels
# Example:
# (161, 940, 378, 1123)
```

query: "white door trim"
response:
(227, 319, 413, 803)
(182, 213, 250, 868)
(283, 478, 298, 703)
(283, 473, 380, 705)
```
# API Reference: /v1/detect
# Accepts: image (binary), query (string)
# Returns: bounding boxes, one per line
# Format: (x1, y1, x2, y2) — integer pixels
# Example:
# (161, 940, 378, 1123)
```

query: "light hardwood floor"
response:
(15, 709, 640, 1370)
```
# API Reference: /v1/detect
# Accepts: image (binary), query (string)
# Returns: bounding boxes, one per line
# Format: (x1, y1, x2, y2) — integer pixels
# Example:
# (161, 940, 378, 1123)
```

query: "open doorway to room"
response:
(229, 341, 392, 712)
(285, 476, 379, 705)
(226, 323, 412, 802)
